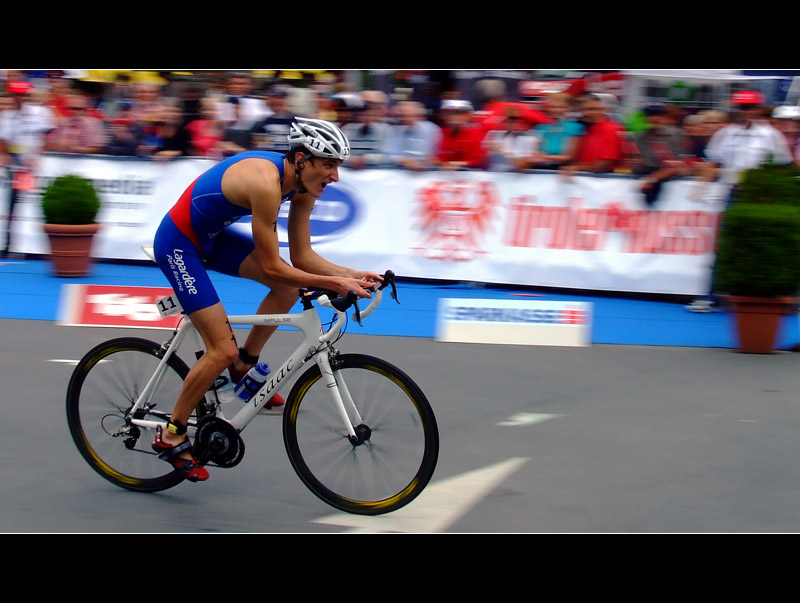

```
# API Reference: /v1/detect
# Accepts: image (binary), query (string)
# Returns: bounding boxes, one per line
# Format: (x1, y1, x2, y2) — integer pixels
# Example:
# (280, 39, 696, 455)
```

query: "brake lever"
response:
(325, 271, 397, 328)
(378, 270, 399, 304)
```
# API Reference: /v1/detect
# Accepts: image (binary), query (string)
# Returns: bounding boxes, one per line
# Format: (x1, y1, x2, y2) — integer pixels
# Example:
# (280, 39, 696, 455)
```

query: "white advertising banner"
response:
(6, 155, 728, 295)
(289, 168, 728, 296)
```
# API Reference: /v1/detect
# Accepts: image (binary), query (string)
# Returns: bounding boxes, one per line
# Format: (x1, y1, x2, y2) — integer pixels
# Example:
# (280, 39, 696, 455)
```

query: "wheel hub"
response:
(348, 423, 372, 446)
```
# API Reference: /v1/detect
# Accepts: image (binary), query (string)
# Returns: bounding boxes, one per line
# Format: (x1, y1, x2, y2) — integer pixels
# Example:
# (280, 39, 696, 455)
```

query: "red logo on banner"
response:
(411, 180, 499, 262)
(59, 284, 182, 329)
(560, 304, 588, 325)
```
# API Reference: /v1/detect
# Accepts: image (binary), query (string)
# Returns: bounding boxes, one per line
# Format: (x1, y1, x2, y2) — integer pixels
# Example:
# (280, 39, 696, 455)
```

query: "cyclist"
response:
(151, 117, 381, 481)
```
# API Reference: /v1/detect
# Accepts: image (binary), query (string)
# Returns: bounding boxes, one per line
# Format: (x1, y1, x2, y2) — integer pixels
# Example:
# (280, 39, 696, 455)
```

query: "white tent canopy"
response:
(620, 69, 793, 113)
(622, 69, 778, 81)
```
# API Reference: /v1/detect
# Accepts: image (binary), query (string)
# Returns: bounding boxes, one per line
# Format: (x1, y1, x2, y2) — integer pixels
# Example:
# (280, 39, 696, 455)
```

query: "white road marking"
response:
(497, 412, 561, 426)
(313, 457, 529, 533)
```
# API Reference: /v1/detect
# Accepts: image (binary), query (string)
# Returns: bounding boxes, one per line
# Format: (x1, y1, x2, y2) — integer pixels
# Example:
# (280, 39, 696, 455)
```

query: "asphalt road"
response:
(3, 318, 800, 533)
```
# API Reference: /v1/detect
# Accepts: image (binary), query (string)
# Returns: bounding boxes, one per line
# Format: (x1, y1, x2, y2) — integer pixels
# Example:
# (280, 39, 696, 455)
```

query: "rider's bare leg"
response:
(162, 302, 238, 448)
(231, 252, 298, 378)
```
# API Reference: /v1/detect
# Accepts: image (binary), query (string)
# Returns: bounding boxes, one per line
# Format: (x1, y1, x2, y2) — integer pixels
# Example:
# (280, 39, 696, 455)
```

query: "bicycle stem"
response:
(317, 287, 384, 343)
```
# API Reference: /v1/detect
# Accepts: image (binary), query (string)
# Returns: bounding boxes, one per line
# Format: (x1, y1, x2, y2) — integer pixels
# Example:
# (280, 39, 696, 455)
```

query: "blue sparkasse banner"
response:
(436, 298, 593, 347)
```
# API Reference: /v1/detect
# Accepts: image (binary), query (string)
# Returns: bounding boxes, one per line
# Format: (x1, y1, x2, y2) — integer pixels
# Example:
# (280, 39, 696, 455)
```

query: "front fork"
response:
(315, 349, 367, 445)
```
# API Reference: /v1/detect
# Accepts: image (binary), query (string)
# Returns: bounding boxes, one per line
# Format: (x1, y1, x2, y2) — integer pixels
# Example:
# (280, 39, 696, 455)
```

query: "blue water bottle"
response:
(234, 363, 270, 402)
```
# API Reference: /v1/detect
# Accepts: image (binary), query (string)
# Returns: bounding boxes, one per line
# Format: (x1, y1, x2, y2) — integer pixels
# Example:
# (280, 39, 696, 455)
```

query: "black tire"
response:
(283, 354, 439, 515)
(66, 337, 201, 492)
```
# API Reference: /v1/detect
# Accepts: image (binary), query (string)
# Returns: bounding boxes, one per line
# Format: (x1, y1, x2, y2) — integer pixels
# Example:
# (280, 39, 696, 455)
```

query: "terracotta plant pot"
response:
(43, 223, 100, 277)
(723, 295, 799, 354)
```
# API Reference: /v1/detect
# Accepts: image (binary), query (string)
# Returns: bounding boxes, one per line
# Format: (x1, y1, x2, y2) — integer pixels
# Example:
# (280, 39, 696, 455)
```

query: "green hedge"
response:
(715, 203, 800, 297)
(736, 161, 800, 208)
(41, 175, 101, 225)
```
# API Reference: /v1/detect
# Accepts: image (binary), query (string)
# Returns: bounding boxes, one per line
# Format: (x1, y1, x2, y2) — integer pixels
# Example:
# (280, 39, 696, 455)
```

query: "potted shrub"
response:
(714, 161, 800, 353)
(41, 174, 102, 277)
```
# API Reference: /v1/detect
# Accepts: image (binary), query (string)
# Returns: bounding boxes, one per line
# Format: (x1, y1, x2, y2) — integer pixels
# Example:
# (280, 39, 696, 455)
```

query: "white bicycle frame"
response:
(127, 286, 386, 440)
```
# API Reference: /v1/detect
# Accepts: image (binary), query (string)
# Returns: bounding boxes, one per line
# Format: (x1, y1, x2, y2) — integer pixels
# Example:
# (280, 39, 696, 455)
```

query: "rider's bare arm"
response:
(287, 196, 382, 286)
(246, 177, 378, 298)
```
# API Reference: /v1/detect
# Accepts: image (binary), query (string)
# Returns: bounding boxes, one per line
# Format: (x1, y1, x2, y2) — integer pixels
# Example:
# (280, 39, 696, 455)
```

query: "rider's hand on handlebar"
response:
(331, 276, 377, 300)
(357, 271, 383, 287)
(353, 271, 384, 297)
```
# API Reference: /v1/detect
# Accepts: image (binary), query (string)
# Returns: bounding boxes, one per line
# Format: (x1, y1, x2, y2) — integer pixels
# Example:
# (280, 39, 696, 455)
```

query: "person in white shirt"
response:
(0, 82, 56, 255)
(770, 104, 800, 164)
(214, 72, 270, 124)
(686, 90, 793, 313)
(703, 91, 792, 187)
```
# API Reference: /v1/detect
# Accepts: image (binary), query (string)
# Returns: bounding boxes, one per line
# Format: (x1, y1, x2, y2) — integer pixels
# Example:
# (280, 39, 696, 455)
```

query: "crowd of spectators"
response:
(2, 69, 800, 187)
(4, 69, 800, 289)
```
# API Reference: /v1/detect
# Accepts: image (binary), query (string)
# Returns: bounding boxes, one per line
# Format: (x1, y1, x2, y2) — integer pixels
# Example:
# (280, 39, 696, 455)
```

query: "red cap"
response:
(731, 90, 764, 106)
(6, 81, 31, 95)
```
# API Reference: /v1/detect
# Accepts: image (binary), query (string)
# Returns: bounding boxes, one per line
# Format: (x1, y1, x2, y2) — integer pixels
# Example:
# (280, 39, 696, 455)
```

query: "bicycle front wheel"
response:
(283, 353, 439, 515)
(66, 337, 201, 493)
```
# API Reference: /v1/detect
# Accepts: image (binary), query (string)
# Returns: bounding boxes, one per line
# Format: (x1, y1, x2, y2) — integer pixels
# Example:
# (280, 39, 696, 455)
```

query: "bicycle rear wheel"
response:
(283, 353, 439, 515)
(66, 337, 202, 492)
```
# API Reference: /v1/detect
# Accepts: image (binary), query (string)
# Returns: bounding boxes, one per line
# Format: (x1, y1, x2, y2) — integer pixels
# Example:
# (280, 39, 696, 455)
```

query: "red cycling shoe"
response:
(267, 393, 285, 408)
(152, 425, 209, 483)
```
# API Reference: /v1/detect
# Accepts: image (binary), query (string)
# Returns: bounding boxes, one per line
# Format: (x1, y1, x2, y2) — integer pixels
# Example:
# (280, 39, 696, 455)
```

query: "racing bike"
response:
(65, 270, 439, 516)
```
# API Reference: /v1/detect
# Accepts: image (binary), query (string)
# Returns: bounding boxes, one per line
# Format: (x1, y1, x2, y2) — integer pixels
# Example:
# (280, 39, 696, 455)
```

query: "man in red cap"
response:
(686, 90, 793, 313)
(702, 90, 791, 187)
(730, 90, 763, 106)
(6, 81, 30, 95)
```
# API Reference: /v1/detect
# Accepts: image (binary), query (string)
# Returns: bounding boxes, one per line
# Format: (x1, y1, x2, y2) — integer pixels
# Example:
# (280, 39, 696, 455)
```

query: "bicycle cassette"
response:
(196, 416, 245, 468)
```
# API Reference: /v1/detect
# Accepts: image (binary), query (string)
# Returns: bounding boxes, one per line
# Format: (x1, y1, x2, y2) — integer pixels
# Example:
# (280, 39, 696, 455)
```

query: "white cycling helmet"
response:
(288, 117, 351, 161)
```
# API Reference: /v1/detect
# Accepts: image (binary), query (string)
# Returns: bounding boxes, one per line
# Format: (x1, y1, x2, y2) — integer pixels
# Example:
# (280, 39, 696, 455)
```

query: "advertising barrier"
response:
(436, 298, 592, 347)
(5, 154, 729, 296)
(57, 283, 182, 329)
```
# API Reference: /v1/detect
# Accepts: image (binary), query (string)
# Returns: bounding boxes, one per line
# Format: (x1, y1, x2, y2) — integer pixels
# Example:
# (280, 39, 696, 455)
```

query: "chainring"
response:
(195, 416, 245, 468)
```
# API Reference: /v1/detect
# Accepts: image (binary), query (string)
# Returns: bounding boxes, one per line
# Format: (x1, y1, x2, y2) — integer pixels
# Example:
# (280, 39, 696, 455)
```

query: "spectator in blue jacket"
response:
(382, 100, 442, 170)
